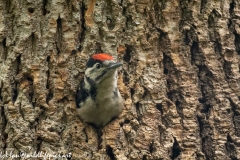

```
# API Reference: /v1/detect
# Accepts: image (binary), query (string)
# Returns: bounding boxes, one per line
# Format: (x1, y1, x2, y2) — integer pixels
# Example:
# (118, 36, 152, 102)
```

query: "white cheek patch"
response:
(85, 67, 97, 81)
(85, 68, 91, 75)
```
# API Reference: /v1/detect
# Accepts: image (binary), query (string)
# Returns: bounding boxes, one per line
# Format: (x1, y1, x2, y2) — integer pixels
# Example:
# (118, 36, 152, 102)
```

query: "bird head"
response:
(84, 53, 122, 84)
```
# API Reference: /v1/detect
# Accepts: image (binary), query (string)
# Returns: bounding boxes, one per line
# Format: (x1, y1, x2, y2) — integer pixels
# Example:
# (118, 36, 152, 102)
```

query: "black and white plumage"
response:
(76, 53, 123, 127)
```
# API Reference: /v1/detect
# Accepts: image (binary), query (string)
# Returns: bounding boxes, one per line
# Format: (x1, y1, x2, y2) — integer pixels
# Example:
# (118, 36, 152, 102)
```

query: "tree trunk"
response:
(0, 0, 240, 159)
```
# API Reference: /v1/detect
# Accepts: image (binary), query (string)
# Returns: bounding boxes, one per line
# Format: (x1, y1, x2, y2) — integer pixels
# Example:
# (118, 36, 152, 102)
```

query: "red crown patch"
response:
(92, 53, 114, 61)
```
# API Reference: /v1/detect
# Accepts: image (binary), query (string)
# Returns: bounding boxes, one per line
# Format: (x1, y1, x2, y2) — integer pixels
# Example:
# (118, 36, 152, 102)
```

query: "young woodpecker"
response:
(76, 53, 123, 127)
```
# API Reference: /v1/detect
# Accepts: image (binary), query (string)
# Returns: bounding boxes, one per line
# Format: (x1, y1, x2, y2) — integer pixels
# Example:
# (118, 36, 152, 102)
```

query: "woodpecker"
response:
(76, 53, 123, 127)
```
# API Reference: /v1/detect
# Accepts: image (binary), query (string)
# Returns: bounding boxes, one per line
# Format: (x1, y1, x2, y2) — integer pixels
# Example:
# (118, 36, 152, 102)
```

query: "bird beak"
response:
(108, 62, 122, 70)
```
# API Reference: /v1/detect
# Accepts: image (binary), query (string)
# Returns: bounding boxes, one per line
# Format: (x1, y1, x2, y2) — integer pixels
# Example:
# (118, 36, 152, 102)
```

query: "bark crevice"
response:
(106, 145, 115, 160)
(42, 0, 48, 15)
(78, 0, 86, 52)
(171, 137, 181, 160)
(2, 38, 7, 61)
(56, 16, 63, 55)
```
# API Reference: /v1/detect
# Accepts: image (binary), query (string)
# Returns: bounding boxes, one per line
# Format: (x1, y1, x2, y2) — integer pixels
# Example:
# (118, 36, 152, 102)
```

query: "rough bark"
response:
(0, 0, 240, 159)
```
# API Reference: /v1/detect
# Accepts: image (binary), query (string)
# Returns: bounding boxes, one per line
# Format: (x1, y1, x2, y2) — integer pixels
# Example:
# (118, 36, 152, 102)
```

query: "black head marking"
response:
(95, 69, 108, 81)
(86, 58, 102, 68)
(76, 80, 89, 108)
(85, 76, 97, 100)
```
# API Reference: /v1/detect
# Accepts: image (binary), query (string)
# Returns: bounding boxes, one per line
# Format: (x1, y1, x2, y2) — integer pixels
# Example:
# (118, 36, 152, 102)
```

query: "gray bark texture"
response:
(0, 0, 240, 159)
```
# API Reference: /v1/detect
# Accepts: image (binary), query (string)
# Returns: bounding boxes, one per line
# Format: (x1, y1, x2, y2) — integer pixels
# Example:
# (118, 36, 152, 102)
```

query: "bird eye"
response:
(96, 63, 101, 69)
